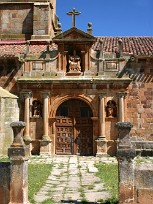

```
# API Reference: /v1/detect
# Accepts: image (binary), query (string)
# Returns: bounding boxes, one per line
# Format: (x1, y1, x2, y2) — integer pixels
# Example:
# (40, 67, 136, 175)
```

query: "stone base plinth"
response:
(96, 137, 107, 157)
(40, 140, 51, 156)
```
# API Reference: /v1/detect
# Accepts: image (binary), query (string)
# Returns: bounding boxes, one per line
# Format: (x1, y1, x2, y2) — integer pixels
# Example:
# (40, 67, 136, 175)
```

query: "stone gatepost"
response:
(116, 122, 136, 204)
(8, 121, 30, 204)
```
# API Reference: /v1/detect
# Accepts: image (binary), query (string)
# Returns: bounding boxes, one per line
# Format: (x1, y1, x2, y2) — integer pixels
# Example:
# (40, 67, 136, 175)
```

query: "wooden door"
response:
(55, 100, 93, 155)
(56, 118, 74, 155)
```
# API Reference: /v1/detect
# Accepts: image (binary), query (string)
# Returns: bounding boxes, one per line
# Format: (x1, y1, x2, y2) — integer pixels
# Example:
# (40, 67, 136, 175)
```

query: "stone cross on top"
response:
(67, 8, 81, 27)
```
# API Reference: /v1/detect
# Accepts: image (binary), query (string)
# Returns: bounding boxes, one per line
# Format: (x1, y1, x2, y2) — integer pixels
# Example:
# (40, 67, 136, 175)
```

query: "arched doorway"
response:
(55, 99, 93, 155)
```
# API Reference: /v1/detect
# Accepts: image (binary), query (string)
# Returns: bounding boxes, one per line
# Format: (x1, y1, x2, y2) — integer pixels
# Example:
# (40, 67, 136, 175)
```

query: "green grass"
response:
(0, 157, 9, 162)
(88, 185, 94, 190)
(95, 162, 118, 203)
(28, 163, 52, 203)
(42, 198, 55, 204)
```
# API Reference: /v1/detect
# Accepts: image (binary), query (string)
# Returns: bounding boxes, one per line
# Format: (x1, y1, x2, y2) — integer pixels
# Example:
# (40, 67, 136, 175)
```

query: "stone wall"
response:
(0, 98, 19, 156)
(33, 4, 51, 36)
(127, 82, 153, 141)
(0, 4, 33, 35)
(134, 162, 153, 204)
(0, 1, 56, 39)
(116, 122, 153, 204)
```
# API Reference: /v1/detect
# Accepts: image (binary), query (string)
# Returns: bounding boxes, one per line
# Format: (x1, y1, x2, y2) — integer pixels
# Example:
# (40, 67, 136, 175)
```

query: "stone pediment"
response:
(53, 27, 96, 43)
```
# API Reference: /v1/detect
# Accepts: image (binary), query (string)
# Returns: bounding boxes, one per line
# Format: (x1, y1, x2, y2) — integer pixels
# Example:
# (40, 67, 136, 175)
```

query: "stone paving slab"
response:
(32, 155, 116, 203)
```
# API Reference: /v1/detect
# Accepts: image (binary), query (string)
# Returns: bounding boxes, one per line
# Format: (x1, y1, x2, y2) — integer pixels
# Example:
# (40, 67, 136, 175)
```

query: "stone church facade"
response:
(0, 0, 153, 156)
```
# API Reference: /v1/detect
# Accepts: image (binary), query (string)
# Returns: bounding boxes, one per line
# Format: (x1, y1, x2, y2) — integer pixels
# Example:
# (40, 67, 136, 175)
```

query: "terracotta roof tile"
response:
(0, 37, 153, 57)
(0, 42, 57, 57)
(93, 37, 153, 56)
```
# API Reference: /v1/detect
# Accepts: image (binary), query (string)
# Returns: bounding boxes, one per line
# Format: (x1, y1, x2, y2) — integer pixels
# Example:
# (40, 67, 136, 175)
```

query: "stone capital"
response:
(99, 92, 107, 99)
(41, 91, 50, 99)
(20, 91, 32, 99)
(117, 92, 127, 98)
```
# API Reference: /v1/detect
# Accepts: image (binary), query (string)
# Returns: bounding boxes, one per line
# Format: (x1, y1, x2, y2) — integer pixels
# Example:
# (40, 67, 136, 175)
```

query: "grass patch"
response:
(0, 157, 9, 162)
(42, 198, 54, 204)
(88, 185, 94, 190)
(28, 163, 52, 203)
(95, 162, 118, 202)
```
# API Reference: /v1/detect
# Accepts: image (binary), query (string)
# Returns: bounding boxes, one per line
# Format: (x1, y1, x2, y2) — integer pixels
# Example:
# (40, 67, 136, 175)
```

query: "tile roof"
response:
(93, 37, 153, 56)
(0, 41, 57, 57)
(0, 37, 153, 57)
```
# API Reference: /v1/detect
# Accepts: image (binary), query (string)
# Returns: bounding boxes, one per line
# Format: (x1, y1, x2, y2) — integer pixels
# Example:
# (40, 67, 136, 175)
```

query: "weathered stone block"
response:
(0, 162, 10, 204)
(135, 163, 153, 188)
(137, 188, 153, 204)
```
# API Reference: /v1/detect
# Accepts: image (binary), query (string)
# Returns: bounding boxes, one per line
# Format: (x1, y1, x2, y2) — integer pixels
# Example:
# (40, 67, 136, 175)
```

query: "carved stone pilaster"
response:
(20, 91, 32, 143)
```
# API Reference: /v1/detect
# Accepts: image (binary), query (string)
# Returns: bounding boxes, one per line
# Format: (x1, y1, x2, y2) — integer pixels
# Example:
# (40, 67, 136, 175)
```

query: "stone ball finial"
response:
(58, 23, 62, 29)
(88, 22, 92, 28)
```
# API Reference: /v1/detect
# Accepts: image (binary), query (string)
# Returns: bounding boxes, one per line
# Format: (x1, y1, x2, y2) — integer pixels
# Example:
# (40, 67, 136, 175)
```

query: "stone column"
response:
(116, 122, 135, 204)
(8, 121, 30, 204)
(40, 92, 51, 155)
(21, 91, 32, 142)
(117, 92, 127, 122)
(81, 51, 85, 72)
(63, 51, 68, 72)
(85, 46, 89, 71)
(96, 93, 107, 156)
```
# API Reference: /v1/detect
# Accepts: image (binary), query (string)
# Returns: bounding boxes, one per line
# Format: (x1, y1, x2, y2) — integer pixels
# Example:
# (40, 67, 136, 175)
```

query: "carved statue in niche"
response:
(32, 100, 42, 117)
(106, 100, 117, 118)
(68, 50, 81, 72)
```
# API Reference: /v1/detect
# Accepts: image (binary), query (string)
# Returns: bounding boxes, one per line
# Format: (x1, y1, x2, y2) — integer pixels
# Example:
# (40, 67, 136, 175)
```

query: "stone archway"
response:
(55, 99, 93, 155)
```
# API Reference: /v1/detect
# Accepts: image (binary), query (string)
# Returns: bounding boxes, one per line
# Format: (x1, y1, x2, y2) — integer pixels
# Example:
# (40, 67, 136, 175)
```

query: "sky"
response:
(56, 0, 153, 36)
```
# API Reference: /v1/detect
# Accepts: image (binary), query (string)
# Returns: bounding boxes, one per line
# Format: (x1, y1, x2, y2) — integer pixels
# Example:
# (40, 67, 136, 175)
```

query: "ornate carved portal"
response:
(55, 99, 93, 155)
